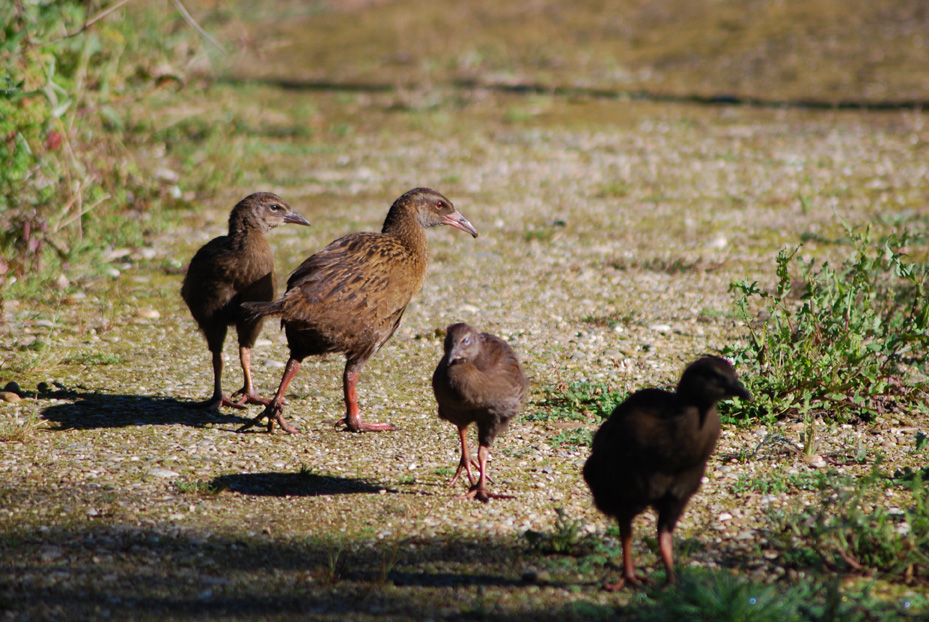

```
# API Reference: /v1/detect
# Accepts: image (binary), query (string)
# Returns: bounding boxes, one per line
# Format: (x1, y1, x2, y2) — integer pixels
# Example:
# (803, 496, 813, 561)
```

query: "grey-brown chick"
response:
(432, 323, 528, 502)
(583, 356, 750, 588)
(240, 188, 478, 434)
(181, 192, 310, 411)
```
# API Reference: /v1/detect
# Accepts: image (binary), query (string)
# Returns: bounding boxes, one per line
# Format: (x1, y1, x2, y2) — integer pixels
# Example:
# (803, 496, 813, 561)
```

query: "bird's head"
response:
(235, 192, 311, 232)
(392, 187, 478, 238)
(677, 356, 752, 406)
(444, 322, 482, 364)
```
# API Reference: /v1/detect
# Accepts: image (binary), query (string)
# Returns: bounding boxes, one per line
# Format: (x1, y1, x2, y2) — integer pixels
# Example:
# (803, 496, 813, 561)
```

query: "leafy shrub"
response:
(0, 1, 206, 293)
(723, 222, 929, 422)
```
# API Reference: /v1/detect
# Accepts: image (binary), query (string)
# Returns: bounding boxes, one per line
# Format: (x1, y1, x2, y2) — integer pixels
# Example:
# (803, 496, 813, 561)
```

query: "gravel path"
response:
(2, 92, 927, 620)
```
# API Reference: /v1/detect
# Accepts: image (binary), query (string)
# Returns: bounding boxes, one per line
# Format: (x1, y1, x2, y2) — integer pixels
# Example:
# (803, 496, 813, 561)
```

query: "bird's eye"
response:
(461, 336, 471, 346)
(270, 204, 282, 211)
(436, 201, 445, 210)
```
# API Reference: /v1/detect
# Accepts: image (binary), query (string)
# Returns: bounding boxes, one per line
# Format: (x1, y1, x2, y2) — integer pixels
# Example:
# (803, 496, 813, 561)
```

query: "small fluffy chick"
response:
(583, 356, 750, 588)
(432, 323, 528, 502)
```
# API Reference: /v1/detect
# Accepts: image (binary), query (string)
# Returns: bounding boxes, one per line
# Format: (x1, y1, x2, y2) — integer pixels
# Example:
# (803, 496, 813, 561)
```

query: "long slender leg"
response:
(189, 350, 246, 411)
(462, 445, 513, 503)
(448, 426, 479, 487)
(657, 528, 676, 585)
(603, 519, 648, 591)
(232, 345, 271, 406)
(339, 364, 395, 432)
(237, 358, 301, 434)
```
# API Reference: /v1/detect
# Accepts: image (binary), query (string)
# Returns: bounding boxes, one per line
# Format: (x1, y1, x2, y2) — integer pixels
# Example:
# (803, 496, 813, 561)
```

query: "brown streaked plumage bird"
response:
(239, 187, 478, 434)
(181, 192, 311, 411)
(583, 356, 750, 589)
(432, 323, 528, 503)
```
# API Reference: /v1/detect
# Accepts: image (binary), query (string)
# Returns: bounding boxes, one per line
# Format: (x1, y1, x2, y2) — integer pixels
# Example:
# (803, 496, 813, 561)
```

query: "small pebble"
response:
(0, 391, 22, 403)
(3, 381, 22, 395)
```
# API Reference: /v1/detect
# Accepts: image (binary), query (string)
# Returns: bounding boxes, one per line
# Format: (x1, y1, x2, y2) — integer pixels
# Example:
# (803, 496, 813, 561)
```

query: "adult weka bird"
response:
(181, 192, 310, 411)
(583, 356, 750, 588)
(432, 323, 528, 502)
(239, 188, 478, 434)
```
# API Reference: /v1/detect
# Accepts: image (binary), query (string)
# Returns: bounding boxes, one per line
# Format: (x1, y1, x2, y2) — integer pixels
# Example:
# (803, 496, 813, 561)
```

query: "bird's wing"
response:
(280, 233, 422, 325)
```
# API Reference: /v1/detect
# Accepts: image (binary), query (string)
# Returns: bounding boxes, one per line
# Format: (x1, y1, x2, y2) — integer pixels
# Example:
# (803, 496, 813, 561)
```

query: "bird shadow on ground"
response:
(37, 385, 253, 430)
(211, 471, 388, 497)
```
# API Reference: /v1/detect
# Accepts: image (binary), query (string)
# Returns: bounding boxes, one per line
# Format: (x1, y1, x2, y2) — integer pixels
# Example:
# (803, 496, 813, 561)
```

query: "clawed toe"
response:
(237, 403, 299, 434)
(334, 418, 396, 432)
(231, 390, 271, 407)
(458, 486, 514, 504)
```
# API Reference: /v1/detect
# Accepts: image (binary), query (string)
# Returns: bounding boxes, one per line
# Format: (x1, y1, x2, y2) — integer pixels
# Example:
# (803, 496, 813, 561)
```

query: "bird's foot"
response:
(447, 459, 481, 488)
(602, 573, 650, 592)
(237, 403, 299, 434)
(334, 417, 397, 433)
(231, 389, 271, 407)
(187, 394, 247, 411)
(458, 486, 514, 504)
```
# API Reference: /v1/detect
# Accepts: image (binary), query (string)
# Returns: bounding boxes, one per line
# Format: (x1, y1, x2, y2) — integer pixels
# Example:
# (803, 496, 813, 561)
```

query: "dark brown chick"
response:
(181, 192, 310, 411)
(583, 356, 750, 589)
(432, 323, 528, 503)
(239, 187, 478, 434)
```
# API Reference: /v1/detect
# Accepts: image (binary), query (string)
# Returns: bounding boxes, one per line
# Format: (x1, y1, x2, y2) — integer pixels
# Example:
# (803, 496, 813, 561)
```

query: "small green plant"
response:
(526, 380, 625, 423)
(376, 539, 405, 586)
(524, 507, 592, 555)
(724, 222, 929, 422)
(318, 538, 344, 585)
(546, 427, 592, 449)
(0, 403, 42, 443)
(764, 466, 929, 579)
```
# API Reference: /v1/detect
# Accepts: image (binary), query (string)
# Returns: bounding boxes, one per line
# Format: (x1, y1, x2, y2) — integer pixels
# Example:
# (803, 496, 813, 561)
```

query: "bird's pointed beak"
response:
(283, 211, 311, 227)
(443, 210, 478, 238)
(731, 381, 752, 402)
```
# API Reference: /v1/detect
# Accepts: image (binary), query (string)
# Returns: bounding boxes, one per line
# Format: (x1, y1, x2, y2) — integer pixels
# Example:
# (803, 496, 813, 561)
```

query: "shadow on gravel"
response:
(37, 385, 251, 430)
(211, 472, 387, 497)
(0, 524, 611, 622)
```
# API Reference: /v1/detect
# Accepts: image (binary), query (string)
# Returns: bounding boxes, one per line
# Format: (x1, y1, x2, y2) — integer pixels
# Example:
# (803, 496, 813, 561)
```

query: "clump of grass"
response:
(524, 507, 594, 555)
(729, 468, 832, 496)
(0, 403, 42, 443)
(723, 222, 929, 423)
(763, 466, 929, 581)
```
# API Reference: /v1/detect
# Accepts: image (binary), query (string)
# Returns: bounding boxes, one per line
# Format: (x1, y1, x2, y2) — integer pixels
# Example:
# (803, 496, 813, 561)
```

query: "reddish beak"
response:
(443, 211, 478, 238)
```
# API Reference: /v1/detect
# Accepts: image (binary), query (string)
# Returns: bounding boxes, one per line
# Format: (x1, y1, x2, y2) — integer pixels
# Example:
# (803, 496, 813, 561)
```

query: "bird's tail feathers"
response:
(241, 299, 284, 320)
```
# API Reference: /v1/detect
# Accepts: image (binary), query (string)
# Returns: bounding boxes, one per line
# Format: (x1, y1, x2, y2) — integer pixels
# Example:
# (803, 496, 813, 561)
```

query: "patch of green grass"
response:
(729, 468, 832, 495)
(723, 221, 929, 423)
(0, 403, 42, 443)
(63, 352, 121, 366)
(611, 255, 723, 275)
(546, 427, 592, 449)
(526, 380, 626, 423)
(763, 466, 929, 579)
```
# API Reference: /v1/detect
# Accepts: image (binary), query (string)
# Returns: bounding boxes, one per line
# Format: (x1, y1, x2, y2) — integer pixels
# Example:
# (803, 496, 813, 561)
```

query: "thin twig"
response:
(172, 0, 227, 56)
(43, 0, 137, 45)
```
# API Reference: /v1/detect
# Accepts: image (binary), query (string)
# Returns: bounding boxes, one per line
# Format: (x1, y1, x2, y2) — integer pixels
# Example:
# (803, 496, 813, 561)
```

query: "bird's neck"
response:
(228, 214, 267, 242)
(382, 210, 428, 257)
